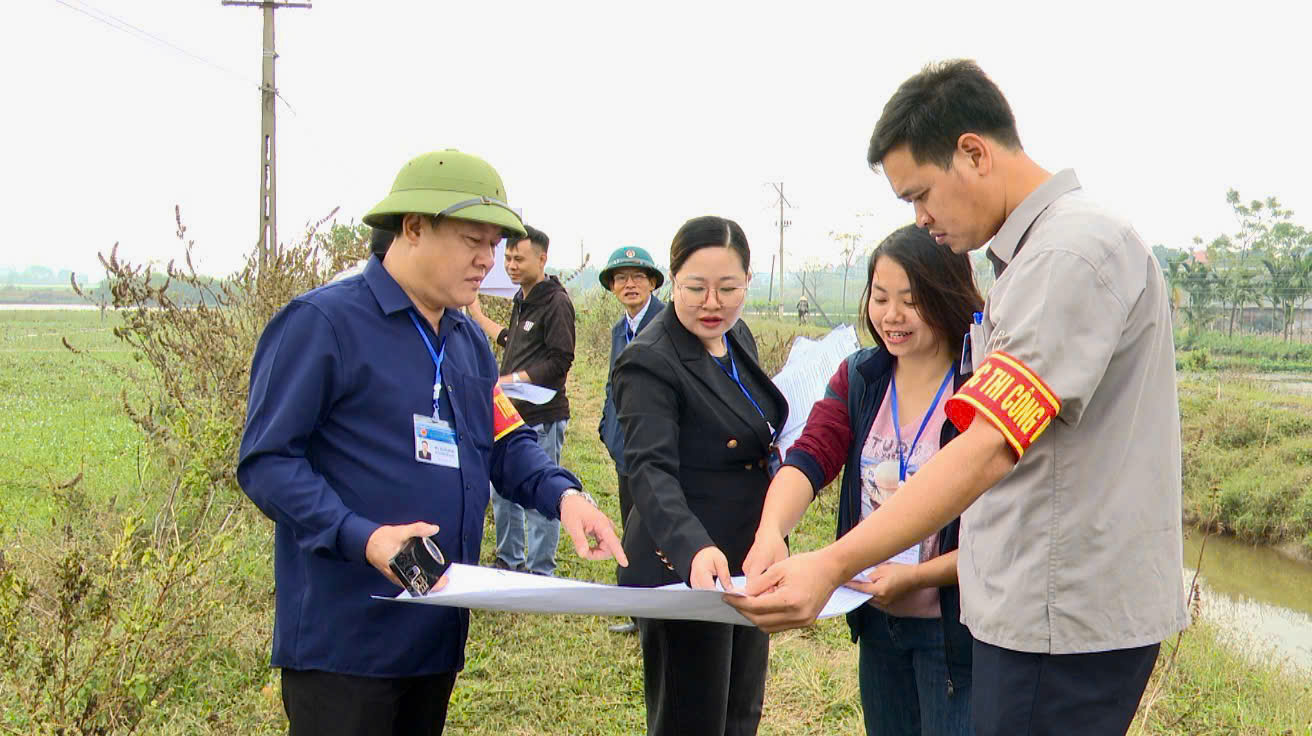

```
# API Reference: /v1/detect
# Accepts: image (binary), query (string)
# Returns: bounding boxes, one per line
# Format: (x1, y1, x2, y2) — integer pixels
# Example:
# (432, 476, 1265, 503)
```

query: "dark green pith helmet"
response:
(599, 245, 664, 290)
(363, 149, 526, 238)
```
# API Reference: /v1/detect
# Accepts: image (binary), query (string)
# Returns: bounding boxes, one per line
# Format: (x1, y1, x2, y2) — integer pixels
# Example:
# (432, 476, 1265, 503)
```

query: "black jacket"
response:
(612, 308, 787, 586)
(496, 275, 575, 426)
(598, 297, 665, 474)
(835, 347, 973, 687)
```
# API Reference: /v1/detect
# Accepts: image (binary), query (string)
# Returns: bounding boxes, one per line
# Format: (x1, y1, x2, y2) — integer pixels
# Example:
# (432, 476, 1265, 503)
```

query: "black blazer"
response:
(612, 307, 787, 587)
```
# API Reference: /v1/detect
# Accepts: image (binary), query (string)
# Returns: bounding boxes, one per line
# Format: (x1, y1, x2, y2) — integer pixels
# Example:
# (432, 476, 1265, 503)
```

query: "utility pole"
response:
(771, 182, 793, 307)
(222, 0, 311, 274)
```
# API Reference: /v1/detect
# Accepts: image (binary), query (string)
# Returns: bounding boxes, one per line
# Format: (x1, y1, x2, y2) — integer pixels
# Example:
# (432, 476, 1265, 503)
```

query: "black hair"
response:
(859, 224, 983, 358)
(867, 59, 1022, 171)
(669, 216, 750, 276)
(506, 224, 549, 253)
(369, 227, 395, 256)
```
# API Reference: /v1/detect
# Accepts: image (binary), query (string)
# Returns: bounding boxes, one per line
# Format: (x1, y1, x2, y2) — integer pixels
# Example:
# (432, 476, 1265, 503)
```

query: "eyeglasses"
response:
(676, 281, 748, 307)
(611, 271, 650, 285)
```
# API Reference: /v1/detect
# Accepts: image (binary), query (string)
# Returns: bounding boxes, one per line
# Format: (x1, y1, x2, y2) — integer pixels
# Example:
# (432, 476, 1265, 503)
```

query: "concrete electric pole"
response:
(221, 0, 310, 273)
(771, 182, 793, 307)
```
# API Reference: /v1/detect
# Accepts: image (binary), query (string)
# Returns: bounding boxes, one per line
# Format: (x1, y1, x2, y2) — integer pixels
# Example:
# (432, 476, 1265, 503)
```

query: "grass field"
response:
(1, 309, 1309, 734)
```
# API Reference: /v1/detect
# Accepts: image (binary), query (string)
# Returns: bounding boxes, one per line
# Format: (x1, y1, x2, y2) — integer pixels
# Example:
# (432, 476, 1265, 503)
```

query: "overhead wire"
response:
(49, 0, 299, 113)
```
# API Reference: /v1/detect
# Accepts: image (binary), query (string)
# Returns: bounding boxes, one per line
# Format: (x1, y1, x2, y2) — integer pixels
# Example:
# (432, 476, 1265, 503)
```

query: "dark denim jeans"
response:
(856, 605, 972, 736)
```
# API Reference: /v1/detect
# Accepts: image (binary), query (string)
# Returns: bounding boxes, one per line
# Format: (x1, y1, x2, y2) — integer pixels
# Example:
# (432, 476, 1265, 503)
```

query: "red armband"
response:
(492, 383, 526, 441)
(945, 351, 1060, 458)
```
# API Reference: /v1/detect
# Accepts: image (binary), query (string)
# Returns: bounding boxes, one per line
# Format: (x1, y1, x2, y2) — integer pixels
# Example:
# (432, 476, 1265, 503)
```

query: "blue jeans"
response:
(856, 606, 972, 736)
(491, 420, 567, 575)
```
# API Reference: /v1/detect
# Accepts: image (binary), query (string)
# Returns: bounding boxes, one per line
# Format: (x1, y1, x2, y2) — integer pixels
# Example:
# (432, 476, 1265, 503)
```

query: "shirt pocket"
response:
(445, 366, 496, 454)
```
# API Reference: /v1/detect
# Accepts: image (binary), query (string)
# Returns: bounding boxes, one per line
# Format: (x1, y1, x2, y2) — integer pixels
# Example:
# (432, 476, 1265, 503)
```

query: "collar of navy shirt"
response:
(986, 168, 1082, 278)
(659, 306, 777, 453)
(363, 255, 467, 339)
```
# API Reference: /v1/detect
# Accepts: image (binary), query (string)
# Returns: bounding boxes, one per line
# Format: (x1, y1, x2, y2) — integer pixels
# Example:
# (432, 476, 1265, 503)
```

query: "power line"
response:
(51, 0, 257, 89)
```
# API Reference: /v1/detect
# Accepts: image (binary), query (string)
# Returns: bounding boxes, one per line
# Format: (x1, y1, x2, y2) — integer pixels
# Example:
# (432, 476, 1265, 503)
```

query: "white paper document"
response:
(771, 325, 862, 454)
(379, 564, 871, 626)
(499, 382, 557, 405)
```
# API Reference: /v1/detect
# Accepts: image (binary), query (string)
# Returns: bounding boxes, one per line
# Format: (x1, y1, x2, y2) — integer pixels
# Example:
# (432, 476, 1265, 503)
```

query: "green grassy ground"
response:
(0, 310, 142, 527)
(1, 310, 1309, 734)
(1178, 375, 1312, 554)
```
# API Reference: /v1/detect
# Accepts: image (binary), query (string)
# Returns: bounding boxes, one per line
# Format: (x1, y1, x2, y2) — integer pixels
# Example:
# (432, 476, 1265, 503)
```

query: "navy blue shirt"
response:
(237, 256, 581, 677)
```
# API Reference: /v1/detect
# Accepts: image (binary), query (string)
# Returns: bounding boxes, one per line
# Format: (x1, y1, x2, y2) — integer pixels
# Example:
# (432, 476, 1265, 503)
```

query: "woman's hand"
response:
(689, 546, 735, 591)
(741, 530, 789, 587)
(845, 562, 921, 607)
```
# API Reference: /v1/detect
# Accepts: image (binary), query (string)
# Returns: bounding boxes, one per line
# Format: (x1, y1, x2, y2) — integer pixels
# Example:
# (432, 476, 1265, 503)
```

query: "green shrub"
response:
(1, 209, 366, 733)
(0, 481, 272, 735)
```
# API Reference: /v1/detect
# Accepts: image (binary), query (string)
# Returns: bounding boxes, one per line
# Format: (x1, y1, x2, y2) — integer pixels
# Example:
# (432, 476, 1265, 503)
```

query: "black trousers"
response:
(617, 473, 635, 531)
(638, 618, 769, 736)
(281, 668, 458, 736)
(972, 640, 1160, 736)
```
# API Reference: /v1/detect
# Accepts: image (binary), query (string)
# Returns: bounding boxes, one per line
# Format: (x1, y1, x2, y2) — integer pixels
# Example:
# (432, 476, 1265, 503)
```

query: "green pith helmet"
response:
(599, 245, 664, 290)
(363, 149, 526, 238)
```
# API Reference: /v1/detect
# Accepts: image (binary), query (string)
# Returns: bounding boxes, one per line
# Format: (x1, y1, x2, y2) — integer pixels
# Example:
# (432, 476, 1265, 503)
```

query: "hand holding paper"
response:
(846, 563, 918, 607)
(382, 563, 869, 626)
(499, 382, 558, 405)
(724, 549, 847, 632)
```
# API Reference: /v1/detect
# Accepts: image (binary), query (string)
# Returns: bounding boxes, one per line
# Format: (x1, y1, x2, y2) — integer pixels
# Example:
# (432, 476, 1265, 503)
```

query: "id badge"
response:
(413, 414, 459, 468)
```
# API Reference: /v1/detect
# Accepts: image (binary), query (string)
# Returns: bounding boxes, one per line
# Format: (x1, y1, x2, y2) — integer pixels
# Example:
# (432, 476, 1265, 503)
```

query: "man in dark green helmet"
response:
(238, 150, 627, 736)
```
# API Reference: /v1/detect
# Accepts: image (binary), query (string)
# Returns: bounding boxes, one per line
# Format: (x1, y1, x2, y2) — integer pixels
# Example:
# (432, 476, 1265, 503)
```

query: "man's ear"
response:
(956, 133, 993, 176)
(400, 213, 426, 243)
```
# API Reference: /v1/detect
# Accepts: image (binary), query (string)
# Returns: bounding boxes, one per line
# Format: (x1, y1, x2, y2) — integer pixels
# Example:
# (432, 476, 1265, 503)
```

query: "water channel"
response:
(1183, 528, 1312, 672)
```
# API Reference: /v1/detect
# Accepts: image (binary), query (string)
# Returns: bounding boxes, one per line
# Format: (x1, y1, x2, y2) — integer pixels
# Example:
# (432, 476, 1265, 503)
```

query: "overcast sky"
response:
(4, 0, 1310, 281)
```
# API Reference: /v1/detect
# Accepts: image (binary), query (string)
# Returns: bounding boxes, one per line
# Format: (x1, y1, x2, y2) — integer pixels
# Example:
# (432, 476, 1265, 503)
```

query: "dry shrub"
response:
(0, 481, 253, 735)
(70, 207, 367, 537)
(0, 207, 370, 734)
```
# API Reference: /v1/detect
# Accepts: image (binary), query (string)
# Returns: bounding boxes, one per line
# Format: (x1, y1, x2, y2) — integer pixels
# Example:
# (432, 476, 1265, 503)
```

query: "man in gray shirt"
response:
(729, 60, 1188, 736)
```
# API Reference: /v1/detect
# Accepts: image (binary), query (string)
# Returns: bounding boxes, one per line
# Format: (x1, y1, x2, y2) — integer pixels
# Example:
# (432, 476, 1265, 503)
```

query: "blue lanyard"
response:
(890, 364, 955, 482)
(407, 311, 447, 418)
(715, 335, 778, 441)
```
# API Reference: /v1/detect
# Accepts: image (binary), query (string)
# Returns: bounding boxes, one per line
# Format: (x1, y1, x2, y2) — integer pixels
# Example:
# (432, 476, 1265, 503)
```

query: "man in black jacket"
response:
(468, 226, 576, 575)
(596, 246, 665, 633)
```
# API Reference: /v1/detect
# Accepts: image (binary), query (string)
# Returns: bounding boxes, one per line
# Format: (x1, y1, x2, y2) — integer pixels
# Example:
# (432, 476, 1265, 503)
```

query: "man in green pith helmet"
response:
(237, 149, 627, 736)
(596, 245, 665, 634)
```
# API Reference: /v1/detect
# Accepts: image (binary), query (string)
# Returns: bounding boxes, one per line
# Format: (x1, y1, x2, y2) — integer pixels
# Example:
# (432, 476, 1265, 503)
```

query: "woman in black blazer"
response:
(613, 215, 787, 736)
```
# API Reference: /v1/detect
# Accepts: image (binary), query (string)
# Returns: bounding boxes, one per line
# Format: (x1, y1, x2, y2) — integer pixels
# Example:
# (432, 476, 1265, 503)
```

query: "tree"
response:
(1166, 254, 1220, 336)
(1261, 222, 1312, 341)
(1152, 244, 1187, 273)
(1195, 190, 1292, 337)
(316, 220, 371, 265)
(829, 231, 863, 317)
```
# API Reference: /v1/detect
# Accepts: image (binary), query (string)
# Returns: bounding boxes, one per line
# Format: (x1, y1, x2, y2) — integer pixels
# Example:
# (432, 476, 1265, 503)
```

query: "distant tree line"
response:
(1159, 190, 1312, 342)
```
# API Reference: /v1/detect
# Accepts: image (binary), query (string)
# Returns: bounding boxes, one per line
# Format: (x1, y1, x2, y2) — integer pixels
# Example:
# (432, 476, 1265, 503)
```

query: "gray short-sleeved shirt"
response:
(958, 169, 1189, 654)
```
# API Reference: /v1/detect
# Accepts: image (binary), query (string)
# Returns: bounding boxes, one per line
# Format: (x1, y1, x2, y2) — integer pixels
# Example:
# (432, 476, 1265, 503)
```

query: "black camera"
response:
(388, 534, 451, 597)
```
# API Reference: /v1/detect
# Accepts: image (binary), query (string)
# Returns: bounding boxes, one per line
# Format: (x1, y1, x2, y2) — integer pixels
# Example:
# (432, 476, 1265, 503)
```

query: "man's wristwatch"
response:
(559, 488, 598, 513)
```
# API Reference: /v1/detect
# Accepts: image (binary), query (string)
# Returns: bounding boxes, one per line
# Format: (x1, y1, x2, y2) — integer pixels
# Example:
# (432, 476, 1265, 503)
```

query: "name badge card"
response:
(413, 414, 459, 468)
